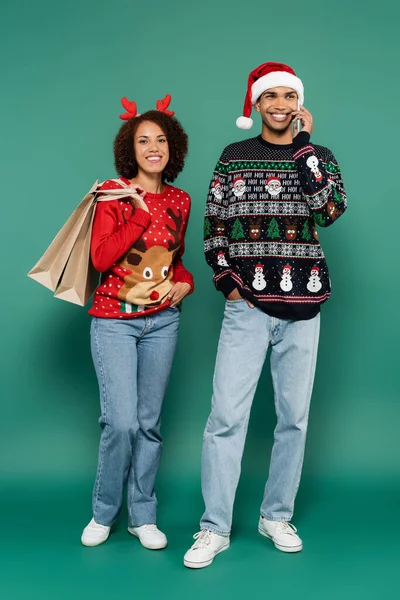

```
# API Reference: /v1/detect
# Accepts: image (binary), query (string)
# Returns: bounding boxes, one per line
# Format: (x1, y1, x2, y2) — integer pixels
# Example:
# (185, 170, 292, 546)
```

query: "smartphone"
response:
(292, 101, 301, 136)
(296, 100, 302, 133)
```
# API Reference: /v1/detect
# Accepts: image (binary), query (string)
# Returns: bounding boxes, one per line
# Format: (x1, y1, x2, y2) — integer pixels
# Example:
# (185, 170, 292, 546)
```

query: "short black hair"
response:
(113, 110, 188, 182)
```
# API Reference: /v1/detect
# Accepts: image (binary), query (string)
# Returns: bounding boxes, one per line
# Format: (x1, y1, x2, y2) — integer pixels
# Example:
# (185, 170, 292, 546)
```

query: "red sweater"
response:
(88, 178, 194, 319)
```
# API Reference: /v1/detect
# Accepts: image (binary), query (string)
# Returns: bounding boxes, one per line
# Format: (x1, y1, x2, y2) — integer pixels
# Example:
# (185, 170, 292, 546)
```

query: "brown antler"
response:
(166, 208, 182, 252)
(156, 94, 175, 116)
(119, 97, 139, 120)
(125, 237, 147, 265)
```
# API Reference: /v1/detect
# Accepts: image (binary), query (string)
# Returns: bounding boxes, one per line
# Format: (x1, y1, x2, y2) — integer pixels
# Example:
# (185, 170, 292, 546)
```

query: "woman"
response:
(81, 96, 193, 549)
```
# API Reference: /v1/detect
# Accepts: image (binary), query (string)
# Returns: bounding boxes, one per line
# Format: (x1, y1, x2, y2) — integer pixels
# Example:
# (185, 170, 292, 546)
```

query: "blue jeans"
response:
(200, 300, 320, 535)
(90, 309, 179, 527)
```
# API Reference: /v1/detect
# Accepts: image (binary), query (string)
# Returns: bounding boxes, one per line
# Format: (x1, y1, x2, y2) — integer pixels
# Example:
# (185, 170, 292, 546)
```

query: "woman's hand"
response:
(168, 282, 192, 307)
(128, 185, 149, 213)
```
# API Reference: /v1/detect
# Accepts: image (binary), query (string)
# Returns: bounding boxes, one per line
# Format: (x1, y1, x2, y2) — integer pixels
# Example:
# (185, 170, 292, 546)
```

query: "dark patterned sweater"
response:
(204, 131, 347, 320)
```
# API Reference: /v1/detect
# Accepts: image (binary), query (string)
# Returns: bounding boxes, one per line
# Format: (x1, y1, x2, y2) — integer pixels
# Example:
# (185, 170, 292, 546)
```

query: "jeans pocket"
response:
(226, 298, 246, 304)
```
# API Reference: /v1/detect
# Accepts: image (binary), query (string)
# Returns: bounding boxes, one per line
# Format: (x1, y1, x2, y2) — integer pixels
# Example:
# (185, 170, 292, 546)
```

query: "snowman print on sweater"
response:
(252, 264, 267, 291)
(217, 251, 229, 267)
(307, 266, 322, 293)
(280, 265, 293, 292)
(306, 156, 323, 182)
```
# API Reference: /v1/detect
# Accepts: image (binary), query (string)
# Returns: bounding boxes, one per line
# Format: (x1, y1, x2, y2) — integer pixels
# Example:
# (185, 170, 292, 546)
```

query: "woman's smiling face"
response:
(133, 120, 170, 176)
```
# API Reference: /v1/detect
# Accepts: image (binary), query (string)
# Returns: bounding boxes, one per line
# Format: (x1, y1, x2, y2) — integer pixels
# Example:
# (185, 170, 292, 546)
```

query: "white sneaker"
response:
(184, 530, 230, 569)
(258, 516, 303, 553)
(81, 518, 111, 547)
(128, 524, 167, 550)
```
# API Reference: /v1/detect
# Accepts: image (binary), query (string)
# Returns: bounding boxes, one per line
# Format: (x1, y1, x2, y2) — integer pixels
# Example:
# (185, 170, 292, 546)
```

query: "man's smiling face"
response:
(255, 87, 298, 133)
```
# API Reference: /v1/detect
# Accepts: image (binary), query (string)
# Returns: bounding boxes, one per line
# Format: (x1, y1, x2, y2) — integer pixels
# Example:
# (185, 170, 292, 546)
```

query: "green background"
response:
(1, 0, 398, 597)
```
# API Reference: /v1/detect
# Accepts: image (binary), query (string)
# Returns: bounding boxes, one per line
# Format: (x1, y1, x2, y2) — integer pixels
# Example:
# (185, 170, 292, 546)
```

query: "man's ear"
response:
(254, 101, 261, 114)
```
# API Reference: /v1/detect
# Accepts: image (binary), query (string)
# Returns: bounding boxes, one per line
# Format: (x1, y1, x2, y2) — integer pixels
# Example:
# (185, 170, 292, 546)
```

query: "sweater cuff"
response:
(218, 274, 238, 297)
(174, 269, 194, 293)
(292, 131, 311, 151)
(129, 208, 151, 229)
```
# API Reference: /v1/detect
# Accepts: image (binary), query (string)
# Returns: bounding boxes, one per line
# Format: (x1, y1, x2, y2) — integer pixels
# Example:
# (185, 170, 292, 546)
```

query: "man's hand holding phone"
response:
(292, 105, 314, 137)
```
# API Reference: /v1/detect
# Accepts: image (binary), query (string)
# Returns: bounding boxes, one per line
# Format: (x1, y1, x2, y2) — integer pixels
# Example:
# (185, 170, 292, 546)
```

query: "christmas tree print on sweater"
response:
(89, 179, 193, 319)
(267, 218, 280, 239)
(204, 132, 347, 320)
(232, 218, 245, 240)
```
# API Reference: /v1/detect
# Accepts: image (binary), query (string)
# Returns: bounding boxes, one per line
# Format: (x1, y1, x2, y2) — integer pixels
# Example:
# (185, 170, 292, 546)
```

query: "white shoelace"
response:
(276, 522, 298, 535)
(192, 530, 212, 549)
(90, 519, 109, 530)
(142, 524, 158, 532)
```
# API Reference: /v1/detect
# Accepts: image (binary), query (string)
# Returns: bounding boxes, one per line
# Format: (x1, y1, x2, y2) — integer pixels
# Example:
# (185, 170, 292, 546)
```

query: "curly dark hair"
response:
(113, 110, 188, 182)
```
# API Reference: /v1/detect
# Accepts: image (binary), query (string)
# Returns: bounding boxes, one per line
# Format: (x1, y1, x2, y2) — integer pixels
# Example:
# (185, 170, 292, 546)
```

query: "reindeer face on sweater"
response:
(118, 207, 182, 306)
(249, 218, 261, 240)
(285, 221, 298, 241)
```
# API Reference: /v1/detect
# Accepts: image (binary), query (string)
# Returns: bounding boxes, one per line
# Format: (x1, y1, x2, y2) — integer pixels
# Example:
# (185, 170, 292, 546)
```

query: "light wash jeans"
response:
(90, 308, 179, 527)
(200, 300, 320, 535)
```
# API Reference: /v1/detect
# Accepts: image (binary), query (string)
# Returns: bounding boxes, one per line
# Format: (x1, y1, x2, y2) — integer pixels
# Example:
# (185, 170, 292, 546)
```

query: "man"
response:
(184, 62, 346, 569)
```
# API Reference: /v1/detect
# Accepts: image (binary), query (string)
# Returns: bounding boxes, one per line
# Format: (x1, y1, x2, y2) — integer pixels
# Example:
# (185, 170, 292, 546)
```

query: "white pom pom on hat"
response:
(236, 116, 253, 130)
(236, 62, 304, 130)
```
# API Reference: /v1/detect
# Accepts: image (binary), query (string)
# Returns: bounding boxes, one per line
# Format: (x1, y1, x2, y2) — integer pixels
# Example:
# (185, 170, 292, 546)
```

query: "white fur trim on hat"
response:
(236, 116, 254, 130)
(251, 72, 304, 105)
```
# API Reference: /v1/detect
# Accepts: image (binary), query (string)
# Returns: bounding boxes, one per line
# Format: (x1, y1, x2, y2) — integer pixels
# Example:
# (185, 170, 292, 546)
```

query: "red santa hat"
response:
(233, 177, 245, 186)
(266, 176, 281, 185)
(213, 180, 222, 188)
(236, 62, 304, 130)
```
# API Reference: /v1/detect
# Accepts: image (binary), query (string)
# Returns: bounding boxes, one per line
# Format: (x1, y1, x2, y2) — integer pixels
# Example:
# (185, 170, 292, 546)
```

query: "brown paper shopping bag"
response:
(53, 204, 99, 306)
(27, 180, 100, 291)
(53, 180, 140, 305)
(28, 178, 141, 306)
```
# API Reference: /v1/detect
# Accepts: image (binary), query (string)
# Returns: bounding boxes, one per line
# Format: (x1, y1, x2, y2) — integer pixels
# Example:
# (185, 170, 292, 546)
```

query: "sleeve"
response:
(292, 132, 347, 227)
(171, 197, 194, 293)
(204, 150, 237, 297)
(91, 180, 151, 272)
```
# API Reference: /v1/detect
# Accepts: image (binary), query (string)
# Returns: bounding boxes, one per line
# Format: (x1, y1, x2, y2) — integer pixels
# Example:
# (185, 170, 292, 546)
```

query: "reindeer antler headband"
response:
(119, 94, 175, 120)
